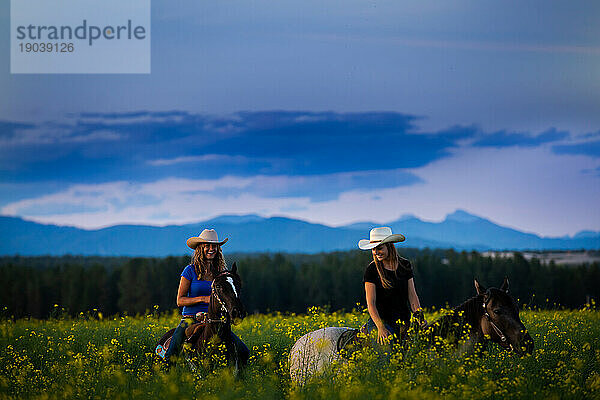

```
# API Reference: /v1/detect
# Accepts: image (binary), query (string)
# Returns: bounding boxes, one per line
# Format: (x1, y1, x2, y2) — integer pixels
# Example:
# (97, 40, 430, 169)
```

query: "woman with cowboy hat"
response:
(162, 229, 249, 363)
(358, 227, 427, 344)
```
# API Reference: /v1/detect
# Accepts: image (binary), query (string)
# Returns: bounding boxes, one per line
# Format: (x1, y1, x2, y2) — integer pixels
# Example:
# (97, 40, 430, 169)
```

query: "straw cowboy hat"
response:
(358, 227, 405, 250)
(186, 229, 228, 249)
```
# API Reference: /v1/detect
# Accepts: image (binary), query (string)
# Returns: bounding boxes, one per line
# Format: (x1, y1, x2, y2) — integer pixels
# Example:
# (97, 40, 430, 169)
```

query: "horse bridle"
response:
(482, 296, 508, 345)
(212, 273, 241, 367)
(207, 272, 238, 324)
(212, 286, 228, 317)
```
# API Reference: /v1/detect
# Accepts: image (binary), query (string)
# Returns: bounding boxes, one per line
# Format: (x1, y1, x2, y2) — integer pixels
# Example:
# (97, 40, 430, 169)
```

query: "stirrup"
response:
(155, 344, 167, 359)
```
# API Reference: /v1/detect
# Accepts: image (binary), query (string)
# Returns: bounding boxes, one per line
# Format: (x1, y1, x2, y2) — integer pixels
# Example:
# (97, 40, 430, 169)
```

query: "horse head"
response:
(475, 277, 534, 355)
(211, 262, 247, 324)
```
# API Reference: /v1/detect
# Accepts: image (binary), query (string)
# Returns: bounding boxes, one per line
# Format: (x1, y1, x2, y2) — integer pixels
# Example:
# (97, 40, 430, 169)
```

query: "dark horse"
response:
(156, 263, 248, 372)
(424, 277, 534, 355)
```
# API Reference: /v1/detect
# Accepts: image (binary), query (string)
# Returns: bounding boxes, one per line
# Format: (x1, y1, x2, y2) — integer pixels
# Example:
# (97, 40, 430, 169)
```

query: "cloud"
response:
(0, 178, 300, 228)
(2, 181, 163, 217)
(2, 142, 599, 235)
(581, 166, 600, 177)
(195, 111, 476, 175)
(15, 203, 107, 217)
(3, 147, 598, 236)
(68, 130, 123, 143)
(202, 169, 422, 202)
(582, 130, 600, 139)
(1, 168, 421, 224)
(0, 120, 35, 138)
(0, 120, 124, 147)
(0, 111, 474, 186)
(553, 140, 600, 158)
(3, 110, 597, 235)
(388, 146, 600, 236)
(78, 110, 189, 122)
(472, 128, 569, 148)
(148, 154, 252, 167)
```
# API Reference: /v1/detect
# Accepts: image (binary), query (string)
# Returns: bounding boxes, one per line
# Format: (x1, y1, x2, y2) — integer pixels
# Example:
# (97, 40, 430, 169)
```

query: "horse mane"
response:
(214, 270, 235, 279)
(453, 294, 485, 326)
(454, 294, 483, 315)
(429, 294, 484, 338)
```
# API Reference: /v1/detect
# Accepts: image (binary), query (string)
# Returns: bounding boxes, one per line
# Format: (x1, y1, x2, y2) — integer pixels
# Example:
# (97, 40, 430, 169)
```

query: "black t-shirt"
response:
(363, 258, 414, 323)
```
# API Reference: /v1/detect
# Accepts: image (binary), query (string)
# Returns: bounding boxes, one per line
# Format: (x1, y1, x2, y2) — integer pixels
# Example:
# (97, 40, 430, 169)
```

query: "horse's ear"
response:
(231, 262, 237, 274)
(500, 276, 509, 293)
(474, 279, 486, 295)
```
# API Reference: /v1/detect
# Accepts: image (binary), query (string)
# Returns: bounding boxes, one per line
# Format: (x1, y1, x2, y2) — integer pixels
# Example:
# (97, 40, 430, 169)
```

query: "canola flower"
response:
(0, 306, 599, 399)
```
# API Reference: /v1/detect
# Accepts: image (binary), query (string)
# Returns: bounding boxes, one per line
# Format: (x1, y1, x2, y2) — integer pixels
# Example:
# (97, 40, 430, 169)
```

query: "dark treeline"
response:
(1, 249, 599, 319)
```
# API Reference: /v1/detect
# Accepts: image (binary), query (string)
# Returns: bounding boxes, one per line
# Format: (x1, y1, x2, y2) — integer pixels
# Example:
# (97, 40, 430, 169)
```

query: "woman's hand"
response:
(197, 295, 210, 304)
(408, 278, 427, 326)
(377, 325, 392, 344)
(413, 309, 428, 329)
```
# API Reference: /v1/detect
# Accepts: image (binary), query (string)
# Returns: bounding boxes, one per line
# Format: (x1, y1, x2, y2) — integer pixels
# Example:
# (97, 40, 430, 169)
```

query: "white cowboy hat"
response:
(186, 229, 228, 249)
(358, 226, 405, 250)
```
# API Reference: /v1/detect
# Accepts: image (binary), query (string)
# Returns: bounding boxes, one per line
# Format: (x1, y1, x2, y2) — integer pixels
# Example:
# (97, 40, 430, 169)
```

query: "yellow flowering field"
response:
(1, 306, 599, 399)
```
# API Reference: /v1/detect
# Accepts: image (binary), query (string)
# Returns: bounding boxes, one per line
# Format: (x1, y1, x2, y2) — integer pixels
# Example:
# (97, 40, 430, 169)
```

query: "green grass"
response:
(1, 306, 599, 399)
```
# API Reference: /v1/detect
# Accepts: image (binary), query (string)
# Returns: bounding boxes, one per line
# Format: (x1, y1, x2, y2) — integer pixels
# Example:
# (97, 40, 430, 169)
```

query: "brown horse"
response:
(157, 263, 248, 373)
(425, 277, 534, 355)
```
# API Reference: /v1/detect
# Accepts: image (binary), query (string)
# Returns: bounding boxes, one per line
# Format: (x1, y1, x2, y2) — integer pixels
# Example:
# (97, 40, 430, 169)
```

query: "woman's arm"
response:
(176, 276, 210, 307)
(407, 278, 422, 312)
(365, 282, 391, 344)
(407, 278, 427, 325)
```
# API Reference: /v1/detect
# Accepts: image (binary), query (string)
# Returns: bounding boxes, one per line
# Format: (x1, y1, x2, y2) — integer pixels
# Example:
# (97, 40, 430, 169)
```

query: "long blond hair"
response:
(191, 244, 227, 280)
(373, 243, 410, 289)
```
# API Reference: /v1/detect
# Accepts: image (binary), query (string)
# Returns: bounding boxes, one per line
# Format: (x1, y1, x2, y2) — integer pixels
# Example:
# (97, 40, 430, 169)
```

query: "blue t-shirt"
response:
(180, 264, 212, 316)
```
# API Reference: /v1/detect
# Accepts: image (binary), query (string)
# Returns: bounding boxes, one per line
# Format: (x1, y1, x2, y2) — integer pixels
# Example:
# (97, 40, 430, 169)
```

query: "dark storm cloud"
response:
(0, 111, 475, 198)
(553, 140, 600, 158)
(197, 111, 476, 175)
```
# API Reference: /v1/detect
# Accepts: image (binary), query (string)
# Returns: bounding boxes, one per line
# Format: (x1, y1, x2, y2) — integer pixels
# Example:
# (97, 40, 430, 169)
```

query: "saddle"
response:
(183, 311, 213, 344)
(161, 315, 209, 353)
(184, 322, 207, 344)
(336, 328, 359, 352)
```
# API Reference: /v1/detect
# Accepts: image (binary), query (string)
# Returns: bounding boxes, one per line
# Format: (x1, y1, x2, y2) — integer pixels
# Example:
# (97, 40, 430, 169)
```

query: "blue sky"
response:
(1, 1, 599, 236)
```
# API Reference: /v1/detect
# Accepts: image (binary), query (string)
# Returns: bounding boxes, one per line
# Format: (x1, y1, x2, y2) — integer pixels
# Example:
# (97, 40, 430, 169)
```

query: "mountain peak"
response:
(445, 209, 484, 223)
(398, 213, 419, 221)
(574, 230, 600, 239)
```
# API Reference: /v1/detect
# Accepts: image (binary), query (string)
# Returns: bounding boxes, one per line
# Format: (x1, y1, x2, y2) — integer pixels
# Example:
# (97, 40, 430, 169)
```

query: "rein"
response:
(197, 314, 227, 324)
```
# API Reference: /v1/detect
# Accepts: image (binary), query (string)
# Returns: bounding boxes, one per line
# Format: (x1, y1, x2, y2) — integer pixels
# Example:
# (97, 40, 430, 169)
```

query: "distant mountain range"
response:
(1, 210, 598, 256)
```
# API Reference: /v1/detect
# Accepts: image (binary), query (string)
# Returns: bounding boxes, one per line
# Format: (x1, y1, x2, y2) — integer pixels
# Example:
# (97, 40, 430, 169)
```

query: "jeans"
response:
(164, 317, 195, 360)
(230, 330, 250, 365)
(164, 317, 249, 364)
